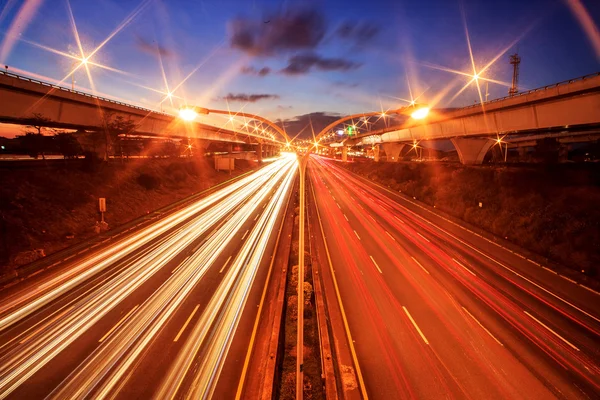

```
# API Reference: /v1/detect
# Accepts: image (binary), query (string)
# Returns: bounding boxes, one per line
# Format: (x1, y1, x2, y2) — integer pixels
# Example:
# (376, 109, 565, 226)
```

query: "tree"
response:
(23, 113, 52, 160)
(54, 131, 82, 159)
(101, 112, 138, 161)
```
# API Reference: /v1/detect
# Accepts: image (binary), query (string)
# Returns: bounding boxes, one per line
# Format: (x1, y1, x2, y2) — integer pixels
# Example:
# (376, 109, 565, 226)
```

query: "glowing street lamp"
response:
(410, 106, 430, 120)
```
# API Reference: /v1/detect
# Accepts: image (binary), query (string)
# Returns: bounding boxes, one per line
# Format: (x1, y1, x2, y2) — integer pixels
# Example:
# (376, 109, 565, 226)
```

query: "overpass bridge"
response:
(339, 72, 600, 164)
(0, 71, 281, 153)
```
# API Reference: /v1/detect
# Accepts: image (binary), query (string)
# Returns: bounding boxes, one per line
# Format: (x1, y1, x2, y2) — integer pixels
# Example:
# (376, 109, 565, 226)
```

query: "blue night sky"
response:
(0, 0, 599, 137)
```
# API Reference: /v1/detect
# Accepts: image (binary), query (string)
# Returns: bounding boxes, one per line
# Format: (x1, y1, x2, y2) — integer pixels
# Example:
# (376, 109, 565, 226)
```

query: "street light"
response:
(178, 106, 210, 121)
(410, 106, 430, 120)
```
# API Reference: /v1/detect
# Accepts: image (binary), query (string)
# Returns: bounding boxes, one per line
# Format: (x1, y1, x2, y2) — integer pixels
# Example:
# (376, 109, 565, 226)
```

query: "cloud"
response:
(241, 65, 271, 76)
(221, 93, 280, 102)
(277, 112, 342, 138)
(281, 53, 360, 75)
(336, 21, 380, 45)
(136, 36, 173, 58)
(332, 81, 359, 88)
(229, 8, 325, 56)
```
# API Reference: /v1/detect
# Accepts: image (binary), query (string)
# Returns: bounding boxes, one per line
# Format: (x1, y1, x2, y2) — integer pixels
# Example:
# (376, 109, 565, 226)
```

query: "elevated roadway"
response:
(343, 73, 600, 164)
(0, 71, 276, 145)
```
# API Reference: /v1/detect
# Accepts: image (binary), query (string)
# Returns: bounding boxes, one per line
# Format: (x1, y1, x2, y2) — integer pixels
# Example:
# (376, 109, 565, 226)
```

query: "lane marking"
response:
(236, 185, 292, 399)
(254, 214, 259, 221)
(174, 304, 200, 342)
(99, 305, 139, 343)
(241, 230, 249, 241)
(417, 232, 430, 243)
(344, 214, 349, 222)
(19, 306, 74, 344)
(369, 215, 376, 222)
(385, 231, 395, 241)
(336, 202, 341, 209)
(524, 311, 580, 351)
(403, 306, 429, 345)
(219, 256, 232, 273)
(354, 230, 361, 240)
(542, 266, 557, 275)
(309, 177, 369, 400)
(394, 215, 404, 223)
(560, 275, 577, 284)
(348, 173, 600, 318)
(370, 256, 383, 274)
(453, 258, 477, 277)
(411, 256, 429, 275)
(462, 306, 503, 346)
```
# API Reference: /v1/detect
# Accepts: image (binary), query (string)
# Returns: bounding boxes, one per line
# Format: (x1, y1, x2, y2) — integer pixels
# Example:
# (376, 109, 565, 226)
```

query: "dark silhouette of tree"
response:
(23, 113, 52, 159)
(54, 131, 82, 159)
(101, 112, 138, 161)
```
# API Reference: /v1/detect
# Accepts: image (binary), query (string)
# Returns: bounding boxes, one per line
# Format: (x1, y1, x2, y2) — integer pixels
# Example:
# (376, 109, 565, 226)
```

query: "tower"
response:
(509, 53, 521, 97)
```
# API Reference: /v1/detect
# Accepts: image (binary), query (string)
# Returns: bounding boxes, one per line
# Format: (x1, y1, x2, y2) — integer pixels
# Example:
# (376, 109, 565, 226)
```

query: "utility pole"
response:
(509, 53, 521, 97)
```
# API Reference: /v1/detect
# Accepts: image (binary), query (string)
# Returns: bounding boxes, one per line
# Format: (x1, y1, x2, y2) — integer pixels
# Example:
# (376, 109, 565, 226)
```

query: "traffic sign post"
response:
(99, 198, 106, 222)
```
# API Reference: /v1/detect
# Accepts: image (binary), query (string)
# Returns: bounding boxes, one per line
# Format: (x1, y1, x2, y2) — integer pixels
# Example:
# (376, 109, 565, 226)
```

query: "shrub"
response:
(136, 173, 159, 190)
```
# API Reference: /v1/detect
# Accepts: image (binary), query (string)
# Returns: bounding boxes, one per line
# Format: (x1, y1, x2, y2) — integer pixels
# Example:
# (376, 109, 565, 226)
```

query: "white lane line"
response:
(524, 311, 580, 351)
(385, 231, 395, 241)
(361, 179, 600, 322)
(411, 256, 429, 275)
(336, 202, 341, 209)
(262, 203, 266, 209)
(354, 230, 361, 240)
(174, 304, 200, 342)
(254, 214, 259, 221)
(219, 256, 232, 273)
(19, 306, 74, 344)
(560, 275, 577, 284)
(580, 285, 600, 296)
(241, 230, 249, 240)
(99, 305, 139, 343)
(394, 215, 404, 223)
(542, 266, 557, 275)
(332, 196, 336, 201)
(344, 214, 349, 222)
(370, 256, 383, 274)
(369, 215, 376, 222)
(417, 232, 430, 243)
(172, 255, 191, 274)
(403, 306, 429, 345)
(453, 258, 476, 277)
(462, 307, 503, 346)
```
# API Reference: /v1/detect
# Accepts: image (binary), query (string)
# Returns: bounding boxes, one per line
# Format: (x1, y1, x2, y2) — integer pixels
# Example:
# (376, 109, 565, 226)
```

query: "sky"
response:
(0, 0, 599, 138)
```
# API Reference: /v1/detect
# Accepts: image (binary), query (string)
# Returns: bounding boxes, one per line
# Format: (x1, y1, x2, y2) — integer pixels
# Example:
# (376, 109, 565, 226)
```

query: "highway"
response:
(308, 155, 600, 400)
(0, 154, 297, 399)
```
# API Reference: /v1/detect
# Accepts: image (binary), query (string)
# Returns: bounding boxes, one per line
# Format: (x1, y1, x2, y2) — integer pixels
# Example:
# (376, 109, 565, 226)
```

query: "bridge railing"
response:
(0, 70, 172, 117)
(461, 71, 600, 110)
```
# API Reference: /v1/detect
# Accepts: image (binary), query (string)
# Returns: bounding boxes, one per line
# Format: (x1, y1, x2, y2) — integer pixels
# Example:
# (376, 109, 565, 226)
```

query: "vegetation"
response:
(342, 161, 600, 278)
(0, 158, 256, 270)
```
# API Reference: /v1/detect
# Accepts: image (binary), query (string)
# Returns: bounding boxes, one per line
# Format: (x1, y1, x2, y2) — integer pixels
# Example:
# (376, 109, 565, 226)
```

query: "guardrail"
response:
(0, 69, 172, 117)
(461, 71, 600, 110)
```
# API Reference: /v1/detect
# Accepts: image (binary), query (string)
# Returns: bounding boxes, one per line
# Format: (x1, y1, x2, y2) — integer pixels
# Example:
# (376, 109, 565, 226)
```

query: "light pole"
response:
(178, 105, 291, 143)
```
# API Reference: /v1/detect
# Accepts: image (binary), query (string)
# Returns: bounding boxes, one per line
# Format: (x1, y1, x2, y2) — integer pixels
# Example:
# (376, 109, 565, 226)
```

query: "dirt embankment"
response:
(341, 161, 600, 278)
(0, 157, 257, 272)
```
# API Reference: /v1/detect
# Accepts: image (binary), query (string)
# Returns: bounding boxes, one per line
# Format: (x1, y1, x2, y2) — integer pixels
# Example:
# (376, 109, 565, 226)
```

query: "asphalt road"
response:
(0, 154, 297, 399)
(308, 155, 600, 400)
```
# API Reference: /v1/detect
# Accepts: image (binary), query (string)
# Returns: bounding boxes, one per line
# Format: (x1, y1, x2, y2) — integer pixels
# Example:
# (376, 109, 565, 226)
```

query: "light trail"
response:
(0, 155, 296, 398)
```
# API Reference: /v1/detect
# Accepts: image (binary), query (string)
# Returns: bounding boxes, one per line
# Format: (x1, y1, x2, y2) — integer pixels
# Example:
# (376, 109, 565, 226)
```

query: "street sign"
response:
(99, 198, 106, 212)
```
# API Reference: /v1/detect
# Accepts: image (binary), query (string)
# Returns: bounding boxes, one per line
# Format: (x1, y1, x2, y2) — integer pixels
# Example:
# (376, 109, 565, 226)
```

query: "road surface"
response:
(0, 154, 297, 399)
(308, 155, 600, 399)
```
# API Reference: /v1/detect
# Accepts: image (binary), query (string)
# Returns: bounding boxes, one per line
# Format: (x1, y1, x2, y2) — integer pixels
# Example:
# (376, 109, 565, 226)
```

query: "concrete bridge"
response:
(0, 71, 276, 147)
(343, 72, 600, 164)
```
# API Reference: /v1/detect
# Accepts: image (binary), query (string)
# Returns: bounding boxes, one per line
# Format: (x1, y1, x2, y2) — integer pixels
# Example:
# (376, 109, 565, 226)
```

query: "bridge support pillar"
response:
(451, 138, 494, 165)
(257, 142, 263, 163)
(518, 147, 527, 162)
(373, 145, 380, 162)
(342, 146, 348, 162)
(382, 143, 404, 162)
